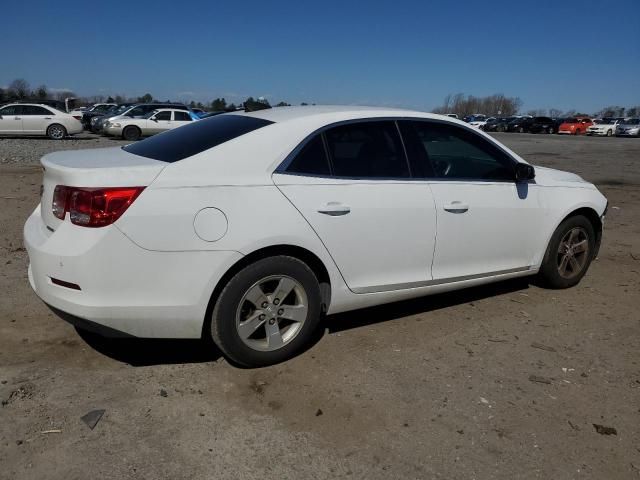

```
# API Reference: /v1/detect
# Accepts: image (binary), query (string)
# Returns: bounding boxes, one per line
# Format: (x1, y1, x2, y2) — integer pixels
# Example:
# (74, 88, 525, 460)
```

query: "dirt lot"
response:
(1, 133, 639, 479)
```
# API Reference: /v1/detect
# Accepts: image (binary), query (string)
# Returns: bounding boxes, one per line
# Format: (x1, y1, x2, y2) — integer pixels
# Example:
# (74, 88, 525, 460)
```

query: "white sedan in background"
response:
(24, 106, 607, 367)
(0, 103, 82, 139)
(104, 108, 197, 140)
(586, 118, 624, 137)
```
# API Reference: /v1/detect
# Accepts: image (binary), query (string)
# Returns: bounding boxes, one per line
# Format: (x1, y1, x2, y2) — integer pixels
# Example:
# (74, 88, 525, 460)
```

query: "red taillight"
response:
(73, 115, 82, 121)
(51, 186, 145, 227)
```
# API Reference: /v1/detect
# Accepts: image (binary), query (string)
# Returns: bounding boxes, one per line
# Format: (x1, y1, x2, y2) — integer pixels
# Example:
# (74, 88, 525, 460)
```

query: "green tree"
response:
(35, 85, 48, 100)
(8, 78, 30, 99)
(210, 97, 227, 111)
(106, 96, 115, 103)
(275, 101, 290, 107)
(138, 93, 153, 103)
(0, 88, 6, 103)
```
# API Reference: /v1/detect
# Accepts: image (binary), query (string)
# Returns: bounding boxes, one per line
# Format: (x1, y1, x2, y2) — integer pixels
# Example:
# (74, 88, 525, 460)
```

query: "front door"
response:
(0, 105, 23, 134)
(274, 120, 437, 293)
(398, 120, 544, 281)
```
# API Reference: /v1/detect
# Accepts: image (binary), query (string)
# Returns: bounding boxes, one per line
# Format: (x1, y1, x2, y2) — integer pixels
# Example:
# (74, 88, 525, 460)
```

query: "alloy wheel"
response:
(49, 125, 65, 139)
(556, 227, 589, 279)
(235, 275, 308, 352)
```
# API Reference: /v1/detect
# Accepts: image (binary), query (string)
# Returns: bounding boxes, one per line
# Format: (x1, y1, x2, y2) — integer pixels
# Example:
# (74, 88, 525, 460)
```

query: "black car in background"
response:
(506, 117, 533, 133)
(482, 117, 515, 132)
(527, 117, 556, 134)
(82, 103, 133, 130)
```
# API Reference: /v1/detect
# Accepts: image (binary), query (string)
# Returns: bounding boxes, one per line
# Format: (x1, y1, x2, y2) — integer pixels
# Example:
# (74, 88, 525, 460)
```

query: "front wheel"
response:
(210, 256, 322, 367)
(538, 215, 595, 289)
(122, 126, 141, 141)
(47, 124, 67, 140)
(606, 129, 613, 137)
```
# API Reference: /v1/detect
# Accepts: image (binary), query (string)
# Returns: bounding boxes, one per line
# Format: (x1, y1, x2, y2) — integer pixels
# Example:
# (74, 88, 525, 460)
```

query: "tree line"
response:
(2, 79, 638, 117)
(432, 92, 639, 119)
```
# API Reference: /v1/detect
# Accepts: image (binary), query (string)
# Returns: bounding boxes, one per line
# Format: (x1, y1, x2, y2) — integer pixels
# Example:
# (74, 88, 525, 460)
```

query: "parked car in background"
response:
(527, 117, 556, 134)
(445, 113, 459, 119)
(469, 117, 495, 129)
(25, 106, 607, 366)
(93, 103, 189, 133)
(558, 117, 593, 135)
(69, 103, 116, 121)
(586, 118, 624, 136)
(506, 117, 534, 133)
(483, 117, 517, 132)
(0, 103, 82, 139)
(104, 108, 197, 140)
(88, 104, 133, 132)
(463, 114, 486, 123)
(616, 118, 640, 137)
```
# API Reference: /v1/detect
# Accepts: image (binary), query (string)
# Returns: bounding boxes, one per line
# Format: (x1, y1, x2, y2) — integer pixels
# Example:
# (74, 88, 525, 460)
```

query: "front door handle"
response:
(318, 202, 351, 216)
(443, 201, 469, 213)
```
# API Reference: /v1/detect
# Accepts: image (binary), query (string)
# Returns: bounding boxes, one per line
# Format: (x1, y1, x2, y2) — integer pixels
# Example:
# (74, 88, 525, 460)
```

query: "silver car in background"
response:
(616, 119, 640, 137)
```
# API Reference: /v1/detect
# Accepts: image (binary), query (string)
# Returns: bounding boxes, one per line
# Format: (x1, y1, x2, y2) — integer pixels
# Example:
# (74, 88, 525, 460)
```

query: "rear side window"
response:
(174, 111, 192, 121)
(154, 111, 171, 121)
(0, 106, 20, 115)
(324, 121, 409, 178)
(123, 114, 274, 162)
(23, 106, 53, 115)
(286, 135, 331, 176)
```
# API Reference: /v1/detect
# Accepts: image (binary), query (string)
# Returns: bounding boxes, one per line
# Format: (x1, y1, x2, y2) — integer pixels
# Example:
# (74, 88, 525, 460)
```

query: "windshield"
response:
(564, 118, 578, 123)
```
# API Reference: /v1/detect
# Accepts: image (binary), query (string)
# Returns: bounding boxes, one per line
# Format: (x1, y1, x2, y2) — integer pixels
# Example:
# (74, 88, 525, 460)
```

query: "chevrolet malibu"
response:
(24, 106, 608, 367)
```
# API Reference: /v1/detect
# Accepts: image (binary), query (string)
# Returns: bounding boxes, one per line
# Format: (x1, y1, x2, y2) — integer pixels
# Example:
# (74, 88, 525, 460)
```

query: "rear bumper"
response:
(24, 206, 242, 338)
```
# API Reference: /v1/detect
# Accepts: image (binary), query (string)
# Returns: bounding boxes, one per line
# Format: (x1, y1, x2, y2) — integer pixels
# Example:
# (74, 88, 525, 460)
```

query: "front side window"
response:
(286, 134, 331, 176)
(174, 111, 192, 121)
(400, 121, 514, 181)
(324, 121, 409, 178)
(0, 106, 20, 116)
(127, 106, 147, 117)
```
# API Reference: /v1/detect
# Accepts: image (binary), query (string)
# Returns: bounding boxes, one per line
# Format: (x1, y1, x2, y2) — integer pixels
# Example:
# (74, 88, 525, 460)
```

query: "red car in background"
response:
(558, 117, 593, 135)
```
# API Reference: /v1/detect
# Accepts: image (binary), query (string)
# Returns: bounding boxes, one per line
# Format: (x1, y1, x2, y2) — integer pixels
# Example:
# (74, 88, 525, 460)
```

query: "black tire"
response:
(574, 128, 581, 135)
(47, 124, 67, 140)
(538, 215, 596, 289)
(210, 256, 322, 367)
(518, 127, 524, 133)
(606, 129, 613, 137)
(122, 125, 141, 141)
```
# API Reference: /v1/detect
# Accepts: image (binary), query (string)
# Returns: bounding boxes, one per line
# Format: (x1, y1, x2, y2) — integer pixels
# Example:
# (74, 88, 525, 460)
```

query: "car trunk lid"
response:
(40, 146, 167, 230)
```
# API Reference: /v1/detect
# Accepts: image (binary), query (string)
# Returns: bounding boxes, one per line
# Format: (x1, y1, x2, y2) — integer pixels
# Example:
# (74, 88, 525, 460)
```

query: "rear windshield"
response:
(123, 114, 274, 162)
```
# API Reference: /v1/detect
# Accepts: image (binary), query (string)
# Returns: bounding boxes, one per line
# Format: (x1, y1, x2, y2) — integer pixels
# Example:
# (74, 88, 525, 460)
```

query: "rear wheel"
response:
(123, 126, 141, 141)
(210, 256, 322, 367)
(575, 128, 581, 135)
(538, 215, 595, 289)
(47, 124, 67, 140)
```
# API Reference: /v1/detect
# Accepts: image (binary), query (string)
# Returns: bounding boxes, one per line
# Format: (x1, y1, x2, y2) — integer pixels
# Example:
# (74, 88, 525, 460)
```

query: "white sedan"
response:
(24, 106, 607, 367)
(103, 108, 197, 140)
(0, 103, 83, 139)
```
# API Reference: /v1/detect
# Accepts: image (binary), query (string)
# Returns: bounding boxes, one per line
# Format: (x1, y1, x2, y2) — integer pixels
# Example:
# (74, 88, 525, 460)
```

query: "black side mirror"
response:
(515, 163, 535, 182)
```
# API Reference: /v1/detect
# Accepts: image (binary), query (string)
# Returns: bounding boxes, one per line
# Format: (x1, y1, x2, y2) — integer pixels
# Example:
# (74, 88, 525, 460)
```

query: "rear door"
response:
(0, 105, 23, 134)
(273, 120, 437, 293)
(148, 110, 172, 134)
(399, 120, 544, 281)
(22, 105, 54, 134)
(173, 110, 194, 129)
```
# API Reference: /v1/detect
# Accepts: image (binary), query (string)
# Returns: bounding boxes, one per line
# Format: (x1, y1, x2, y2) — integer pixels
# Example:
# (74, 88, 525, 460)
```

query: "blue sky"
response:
(3, 0, 639, 112)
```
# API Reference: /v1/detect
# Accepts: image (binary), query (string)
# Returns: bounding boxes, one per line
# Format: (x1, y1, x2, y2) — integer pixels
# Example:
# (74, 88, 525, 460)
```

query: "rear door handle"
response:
(318, 202, 351, 216)
(443, 201, 469, 213)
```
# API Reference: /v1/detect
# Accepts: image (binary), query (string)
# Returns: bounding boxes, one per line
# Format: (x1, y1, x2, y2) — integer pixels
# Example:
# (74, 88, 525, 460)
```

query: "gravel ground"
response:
(0, 133, 128, 165)
(0, 133, 639, 479)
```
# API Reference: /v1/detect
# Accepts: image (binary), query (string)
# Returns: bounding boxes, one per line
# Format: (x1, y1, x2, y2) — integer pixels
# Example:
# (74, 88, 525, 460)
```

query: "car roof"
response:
(235, 105, 442, 124)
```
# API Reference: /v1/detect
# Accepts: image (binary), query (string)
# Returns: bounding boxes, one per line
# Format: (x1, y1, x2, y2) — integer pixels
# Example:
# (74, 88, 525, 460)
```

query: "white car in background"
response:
(586, 118, 623, 137)
(469, 117, 495, 129)
(0, 103, 83, 139)
(103, 108, 197, 140)
(24, 106, 607, 367)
